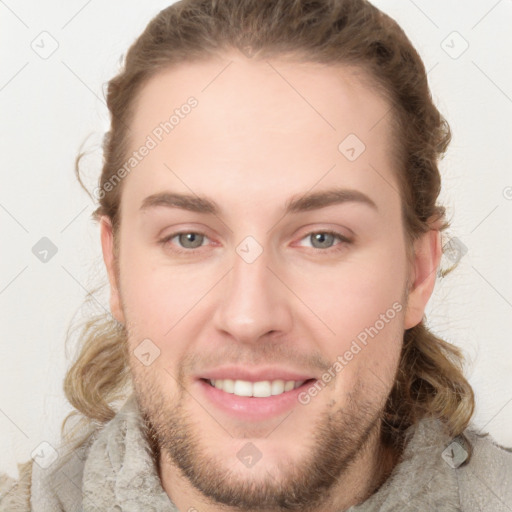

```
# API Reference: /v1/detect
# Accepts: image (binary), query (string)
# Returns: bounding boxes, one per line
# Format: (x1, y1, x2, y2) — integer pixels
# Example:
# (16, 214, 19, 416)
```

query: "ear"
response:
(404, 228, 442, 329)
(100, 216, 125, 325)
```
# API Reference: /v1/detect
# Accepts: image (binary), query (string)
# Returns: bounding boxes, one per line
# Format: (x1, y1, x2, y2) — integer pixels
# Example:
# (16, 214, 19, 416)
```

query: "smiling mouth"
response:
(201, 378, 316, 398)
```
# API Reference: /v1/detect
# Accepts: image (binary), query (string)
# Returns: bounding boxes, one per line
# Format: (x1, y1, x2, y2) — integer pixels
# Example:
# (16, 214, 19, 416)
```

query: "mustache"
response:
(177, 344, 332, 376)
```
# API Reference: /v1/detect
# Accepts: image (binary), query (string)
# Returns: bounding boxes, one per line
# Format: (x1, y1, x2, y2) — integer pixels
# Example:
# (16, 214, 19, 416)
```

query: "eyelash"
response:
(158, 230, 352, 255)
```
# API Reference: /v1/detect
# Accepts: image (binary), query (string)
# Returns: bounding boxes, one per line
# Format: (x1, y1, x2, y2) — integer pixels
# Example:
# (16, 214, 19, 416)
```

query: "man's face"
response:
(101, 54, 429, 510)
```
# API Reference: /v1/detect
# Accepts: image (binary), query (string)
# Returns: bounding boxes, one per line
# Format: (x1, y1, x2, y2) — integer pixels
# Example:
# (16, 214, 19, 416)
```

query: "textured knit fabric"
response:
(1, 394, 511, 511)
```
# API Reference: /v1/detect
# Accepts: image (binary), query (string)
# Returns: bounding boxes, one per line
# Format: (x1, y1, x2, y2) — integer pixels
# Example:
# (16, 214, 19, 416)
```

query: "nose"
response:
(212, 244, 293, 344)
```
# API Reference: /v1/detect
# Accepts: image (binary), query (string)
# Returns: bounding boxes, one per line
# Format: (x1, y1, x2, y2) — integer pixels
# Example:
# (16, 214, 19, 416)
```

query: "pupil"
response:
(180, 233, 202, 248)
(313, 233, 333, 248)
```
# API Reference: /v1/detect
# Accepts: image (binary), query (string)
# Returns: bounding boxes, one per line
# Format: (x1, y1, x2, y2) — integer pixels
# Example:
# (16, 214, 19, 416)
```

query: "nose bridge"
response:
(213, 240, 292, 343)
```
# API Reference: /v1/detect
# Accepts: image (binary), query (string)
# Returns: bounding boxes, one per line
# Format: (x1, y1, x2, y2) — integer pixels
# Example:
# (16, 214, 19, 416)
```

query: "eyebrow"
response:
(139, 187, 378, 215)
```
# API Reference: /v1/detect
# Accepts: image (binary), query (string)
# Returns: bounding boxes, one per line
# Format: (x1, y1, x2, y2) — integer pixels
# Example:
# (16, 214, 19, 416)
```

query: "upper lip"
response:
(197, 366, 317, 383)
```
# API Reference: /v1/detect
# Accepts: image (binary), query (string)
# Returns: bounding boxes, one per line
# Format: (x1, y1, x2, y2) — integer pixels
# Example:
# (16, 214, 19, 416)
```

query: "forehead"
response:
(121, 54, 400, 220)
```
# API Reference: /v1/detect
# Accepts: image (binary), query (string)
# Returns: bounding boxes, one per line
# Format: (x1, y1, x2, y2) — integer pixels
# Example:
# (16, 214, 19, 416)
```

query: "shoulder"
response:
(0, 401, 134, 511)
(0, 460, 33, 511)
(0, 425, 99, 511)
(457, 426, 512, 511)
(30, 426, 98, 511)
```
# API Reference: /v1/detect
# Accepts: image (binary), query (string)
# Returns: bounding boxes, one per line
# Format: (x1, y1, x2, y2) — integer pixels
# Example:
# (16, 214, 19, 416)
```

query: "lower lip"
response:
(197, 379, 316, 421)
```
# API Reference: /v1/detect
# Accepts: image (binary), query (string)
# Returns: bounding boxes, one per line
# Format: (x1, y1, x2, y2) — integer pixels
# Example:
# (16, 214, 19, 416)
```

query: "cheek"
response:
(289, 240, 408, 344)
(287, 243, 407, 403)
(118, 245, 215, 342)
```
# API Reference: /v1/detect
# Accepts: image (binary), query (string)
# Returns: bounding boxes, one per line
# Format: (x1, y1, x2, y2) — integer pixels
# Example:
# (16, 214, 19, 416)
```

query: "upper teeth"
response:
(210, 379, 305, 397)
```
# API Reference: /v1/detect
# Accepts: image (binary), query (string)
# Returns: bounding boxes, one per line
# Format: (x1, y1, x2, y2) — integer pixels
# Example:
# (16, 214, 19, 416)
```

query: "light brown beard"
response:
(131, 363, 392, 512)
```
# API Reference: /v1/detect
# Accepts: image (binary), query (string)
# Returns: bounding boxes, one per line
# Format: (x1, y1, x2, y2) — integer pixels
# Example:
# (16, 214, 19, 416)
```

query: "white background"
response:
(1, 0, 511, 479)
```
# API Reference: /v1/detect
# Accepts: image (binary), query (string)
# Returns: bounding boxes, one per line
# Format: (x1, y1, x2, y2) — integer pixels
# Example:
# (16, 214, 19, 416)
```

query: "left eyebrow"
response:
(285, 188, 378, 214)
(138, 187, 378, 215)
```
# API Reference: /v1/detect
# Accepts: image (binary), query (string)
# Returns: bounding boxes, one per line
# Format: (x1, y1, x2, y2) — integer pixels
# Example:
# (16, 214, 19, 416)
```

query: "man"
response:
(2, 0, 511, 510)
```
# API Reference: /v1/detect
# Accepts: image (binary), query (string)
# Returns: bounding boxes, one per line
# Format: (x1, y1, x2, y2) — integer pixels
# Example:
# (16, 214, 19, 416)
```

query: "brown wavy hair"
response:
(64, 0, 475, 457)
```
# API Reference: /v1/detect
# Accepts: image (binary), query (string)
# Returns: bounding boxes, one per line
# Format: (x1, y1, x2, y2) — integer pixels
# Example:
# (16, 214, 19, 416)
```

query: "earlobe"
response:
(404, 229, 442, 330)
(99, 216, 125, 325)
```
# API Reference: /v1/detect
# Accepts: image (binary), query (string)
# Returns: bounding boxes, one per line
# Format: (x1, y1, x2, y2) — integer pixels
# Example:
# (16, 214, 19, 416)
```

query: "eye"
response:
(158, 229, 351, 255)
(297, 230, 351, 252)
(159, 231, 209, 252)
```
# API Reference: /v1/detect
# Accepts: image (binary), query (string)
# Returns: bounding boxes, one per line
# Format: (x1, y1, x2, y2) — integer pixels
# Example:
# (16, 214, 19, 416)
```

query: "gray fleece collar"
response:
(32, 394, 464, 511)
(81, 394, 177, 511)
(81, 395, 461, 511)
(347, 418, 461, 511)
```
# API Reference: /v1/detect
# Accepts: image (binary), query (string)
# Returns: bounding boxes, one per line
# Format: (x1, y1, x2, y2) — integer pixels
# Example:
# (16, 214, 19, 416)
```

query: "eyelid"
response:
(294, 229, 352, 252)
(159, 227, 353, 255)
(158, 230, 213, 254)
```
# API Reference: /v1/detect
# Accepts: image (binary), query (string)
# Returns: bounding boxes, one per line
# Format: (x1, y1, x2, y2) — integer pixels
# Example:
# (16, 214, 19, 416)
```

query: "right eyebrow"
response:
(139, 192, 219, 215)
